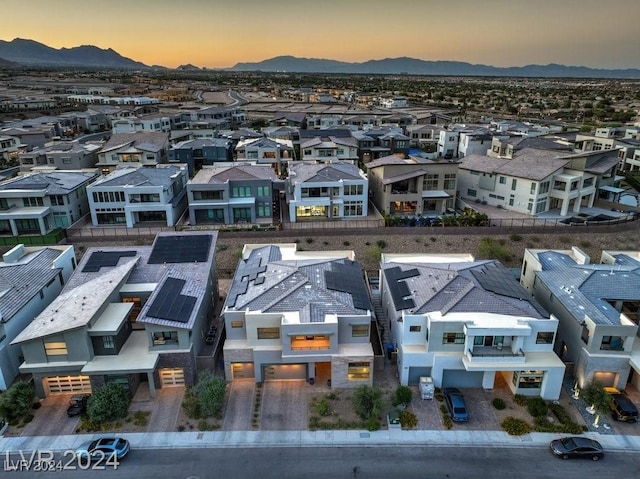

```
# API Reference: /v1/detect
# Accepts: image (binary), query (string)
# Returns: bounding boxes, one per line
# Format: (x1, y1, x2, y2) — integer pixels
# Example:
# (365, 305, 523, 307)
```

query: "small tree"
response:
(194, 371, 226, 417)
(580, 380, 610, 427)
(352, 385, 383, 420)
(0, 382, 35, 423)
(88, 383, 130, 424)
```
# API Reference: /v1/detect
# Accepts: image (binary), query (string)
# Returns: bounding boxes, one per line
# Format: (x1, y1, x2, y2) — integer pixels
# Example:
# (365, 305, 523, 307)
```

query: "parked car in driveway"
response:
(605, 388, 638, 423)
(67, 394, 90, 417)
(550, 436, 604, 461)
(443, 388, 468, 422)
(76, 437, 130, 460)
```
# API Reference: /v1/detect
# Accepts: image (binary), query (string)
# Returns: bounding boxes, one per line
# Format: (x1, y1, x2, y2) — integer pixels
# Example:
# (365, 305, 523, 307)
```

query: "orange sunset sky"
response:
(3, 0, 640, 70)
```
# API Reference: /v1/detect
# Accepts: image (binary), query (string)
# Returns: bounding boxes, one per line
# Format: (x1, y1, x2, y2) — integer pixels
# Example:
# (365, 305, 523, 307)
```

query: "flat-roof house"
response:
(223, 244, 374, 388)
(12, 231, 218, 398)
(380, 253, 564, 399)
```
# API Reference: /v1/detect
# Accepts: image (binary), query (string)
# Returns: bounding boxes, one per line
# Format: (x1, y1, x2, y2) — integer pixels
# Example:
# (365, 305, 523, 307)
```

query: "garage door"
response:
(263, 364, 307, 381)
(159, 368, 185, 387)
(441, 370, 483, 388)
(45, 375, 92, 395)
(232, 363, 255, 379)
(408, 367, 432, 385)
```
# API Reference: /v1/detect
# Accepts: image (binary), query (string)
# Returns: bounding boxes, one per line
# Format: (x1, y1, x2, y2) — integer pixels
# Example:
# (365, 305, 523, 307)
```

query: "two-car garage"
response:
(230, 362, 307, 381)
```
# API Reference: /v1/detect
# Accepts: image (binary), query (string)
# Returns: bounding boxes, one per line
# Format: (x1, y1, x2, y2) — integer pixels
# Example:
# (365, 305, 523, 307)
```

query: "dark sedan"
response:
(550, 436, 604, 461)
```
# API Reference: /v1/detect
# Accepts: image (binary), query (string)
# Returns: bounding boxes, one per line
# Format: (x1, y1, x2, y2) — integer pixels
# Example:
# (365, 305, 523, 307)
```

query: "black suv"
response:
(609, 392, 638, 423)
(67, 394, 90, 417)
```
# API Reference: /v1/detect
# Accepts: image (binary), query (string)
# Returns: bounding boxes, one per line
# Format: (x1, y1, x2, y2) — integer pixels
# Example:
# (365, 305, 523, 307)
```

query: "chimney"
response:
(3, 244, 25, 264)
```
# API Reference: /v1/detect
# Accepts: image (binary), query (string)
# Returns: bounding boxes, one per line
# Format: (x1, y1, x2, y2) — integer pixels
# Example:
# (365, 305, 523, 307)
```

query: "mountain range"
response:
(1, 38, 639, 78)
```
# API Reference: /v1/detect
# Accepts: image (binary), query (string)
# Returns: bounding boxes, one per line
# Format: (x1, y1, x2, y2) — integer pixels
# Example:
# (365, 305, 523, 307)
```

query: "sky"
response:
(3, 0, 640, 70)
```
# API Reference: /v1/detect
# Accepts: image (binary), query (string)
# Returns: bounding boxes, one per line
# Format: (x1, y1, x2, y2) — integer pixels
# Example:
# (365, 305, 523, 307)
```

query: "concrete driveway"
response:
(20, 394, 81, 436)
(223, 379, 255, 431)
(260, 380, 308, 430)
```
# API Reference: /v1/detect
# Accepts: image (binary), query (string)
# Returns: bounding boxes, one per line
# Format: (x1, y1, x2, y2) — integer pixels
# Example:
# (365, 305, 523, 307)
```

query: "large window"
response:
(50, 195, 65, 206)
(102, 336, 115, 349)
(257, 186, 271, 197)
(344, 201, 363, 216)
(536, 332, 554, 344)
(539, 181, 550, 194)
(347, 362, 370, 380)
(152, 331, 178, 345)
(257, 327, 280, 339)
(257, 202, 271, 217)
(233, 207, 251, 222)
(231, 320, 244, 328)
(232, 186, 251, 198)
(23, 197, 44, 207)
(409, 325, 421, 332)
(443, 173, 456, 190)
(511, 179, 517, 191)
(442, 333, 464, 344)
(344, 184, 363, 196)
(352, 324, 369, 337)
(600, 335, 625, 351)
(195, 190, 223, 200)
(44, 341, 68, 356)
(512, 370, 544, 389)
(423, 174, 439, 190)
(290, 335, 330, 350)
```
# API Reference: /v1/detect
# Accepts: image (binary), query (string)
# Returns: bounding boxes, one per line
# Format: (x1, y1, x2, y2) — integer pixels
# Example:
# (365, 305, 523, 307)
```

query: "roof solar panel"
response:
(148, 234, 212, 264)
(385, 266, 421, 311)
(82, 250, 137, 272)
(324, 260, 371, 310)
(146, 277, 196, 323)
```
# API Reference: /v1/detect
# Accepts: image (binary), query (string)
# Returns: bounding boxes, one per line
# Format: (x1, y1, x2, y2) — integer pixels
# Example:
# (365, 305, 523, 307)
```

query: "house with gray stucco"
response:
(12, 231, 218, 398)
(380, 253, 565, 400)
(520, 247, 640, 392)
(223, 244, 374, 388)
(0, 244, 76, 390)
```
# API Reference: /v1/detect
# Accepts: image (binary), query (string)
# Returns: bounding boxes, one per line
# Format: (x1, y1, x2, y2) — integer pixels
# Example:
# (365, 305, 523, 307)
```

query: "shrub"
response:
(23, 414, 34, 424)
(430, 237, 437, 242)
(87, 383, 130, 424)
(352, 385, 383, 420)
(313, 398, 331, 417)
(177, 425, 186, 432)
(376, 239, 387, 249)
(510, 234, 522, 242)
(182, 388, 201, 419)
(326, 392, 339, 401)
(366, 418, 380, 431)
(513, 394, 528, 407)
(492, 398, 506, 410)
(197, 419, 220, 431)
(342, 241, 350, 246)
(477, 237, 511, 263)
(133, 410, 150, 427)
(32, 402, 42, 410)
(580, 240, 592, 248)
(0, 382, 36, 423)
(392, 386, 413, 406)
(194, 371, 227, 417)
(527, 397, 547, 417)
(305, 238, 314, 244)
(501, 416, 532, 436)
(399, 410, 418, 429)
(217, 244, 228, 252)
(79, 415, 102, 432)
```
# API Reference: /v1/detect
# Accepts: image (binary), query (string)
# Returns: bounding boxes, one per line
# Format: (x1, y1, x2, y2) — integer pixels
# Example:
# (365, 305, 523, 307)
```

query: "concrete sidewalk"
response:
(2, 429, 640, 453)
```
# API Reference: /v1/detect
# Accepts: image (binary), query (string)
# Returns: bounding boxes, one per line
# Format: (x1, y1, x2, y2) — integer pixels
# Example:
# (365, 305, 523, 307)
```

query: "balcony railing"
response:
(467, 346, 524, 358)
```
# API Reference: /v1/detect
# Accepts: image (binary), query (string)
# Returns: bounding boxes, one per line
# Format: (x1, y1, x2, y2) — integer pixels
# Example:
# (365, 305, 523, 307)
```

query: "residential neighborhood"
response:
(0, 66, 639, 472)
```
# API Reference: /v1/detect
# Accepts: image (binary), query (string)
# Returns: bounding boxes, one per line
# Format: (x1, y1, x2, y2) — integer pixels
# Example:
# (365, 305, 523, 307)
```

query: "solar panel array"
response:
(148, 235, 212, 264)
(227, 256, 266, 308)
(385, 266, 420, 311)
(82, 251, 137, 272)
(324, 260, 371, 310)
(146, 277, 195, 323)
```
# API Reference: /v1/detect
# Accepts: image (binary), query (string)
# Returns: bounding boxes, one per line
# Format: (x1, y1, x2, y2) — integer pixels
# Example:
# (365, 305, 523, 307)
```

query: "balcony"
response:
(465, 346, 526, 363)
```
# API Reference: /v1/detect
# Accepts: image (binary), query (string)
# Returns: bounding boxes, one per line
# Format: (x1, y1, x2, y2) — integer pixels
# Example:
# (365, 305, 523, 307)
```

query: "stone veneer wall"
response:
(224, 348, 254, 381)
(156, 351, 197, 387)
(330, 355, 373, 389)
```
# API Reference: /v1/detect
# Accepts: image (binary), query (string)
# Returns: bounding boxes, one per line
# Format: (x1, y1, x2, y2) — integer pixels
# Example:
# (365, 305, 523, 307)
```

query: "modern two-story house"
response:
(87, 164, 188, 228)
(380, 253, 564, 399)
(0, 244, 76, 390)
(520, 247, 640, 392)
(0, 170, 98, 236)
(223, 244, 374, 387)
(95, 132, 170, 174)
(12, 231, 219, 398)
(287, 161, 368, 222)
(187, 163, 282, 226)
(367, 154, 458, 216)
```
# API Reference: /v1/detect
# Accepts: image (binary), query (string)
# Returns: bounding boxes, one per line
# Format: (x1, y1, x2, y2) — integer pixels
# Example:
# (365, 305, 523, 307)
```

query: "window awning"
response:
(598, 185, 625, 194)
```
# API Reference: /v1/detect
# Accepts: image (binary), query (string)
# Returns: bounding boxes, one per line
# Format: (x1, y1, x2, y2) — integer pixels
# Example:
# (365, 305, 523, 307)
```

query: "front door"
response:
(484, 336, 494, 346)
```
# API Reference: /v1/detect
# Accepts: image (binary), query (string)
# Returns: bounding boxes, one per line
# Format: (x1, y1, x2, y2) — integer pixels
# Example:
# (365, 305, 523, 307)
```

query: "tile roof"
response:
(382, 260, 547, 318)
(534, 251, 640, 325)
(225, 246, 371, 322)
(460, 150, 568, 181)
(191, 164, 279, 184)
(88, 165, 184, 188)
(0, 248, 63, 322)
(0, 171, 97, 194)
(289, 161, 363, 183)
